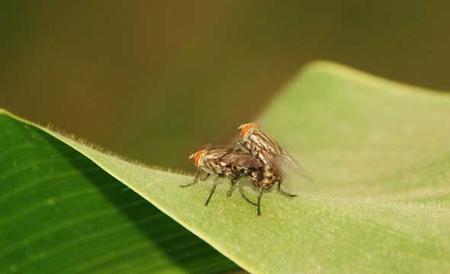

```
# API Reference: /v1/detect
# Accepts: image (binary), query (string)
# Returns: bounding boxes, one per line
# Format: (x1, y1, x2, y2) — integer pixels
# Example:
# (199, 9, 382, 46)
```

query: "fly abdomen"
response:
(260, 167, 277, 189)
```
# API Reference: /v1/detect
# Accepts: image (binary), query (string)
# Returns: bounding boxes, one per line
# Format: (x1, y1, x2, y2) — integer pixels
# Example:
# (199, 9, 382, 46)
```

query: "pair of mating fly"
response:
(182, 122, 312, 216)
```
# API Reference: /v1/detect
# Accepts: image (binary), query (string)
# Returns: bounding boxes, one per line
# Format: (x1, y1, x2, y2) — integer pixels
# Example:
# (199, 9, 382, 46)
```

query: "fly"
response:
(183, 122, 312, 216)
(237, 122, 313, 215)
(181, 145, 264, 207)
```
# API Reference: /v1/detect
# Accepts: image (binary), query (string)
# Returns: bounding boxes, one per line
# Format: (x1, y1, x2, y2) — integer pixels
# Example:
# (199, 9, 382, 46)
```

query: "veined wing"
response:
(274, 152, 313, 194)
(221, 153, 264, 169)
(278, 151, 313, 182)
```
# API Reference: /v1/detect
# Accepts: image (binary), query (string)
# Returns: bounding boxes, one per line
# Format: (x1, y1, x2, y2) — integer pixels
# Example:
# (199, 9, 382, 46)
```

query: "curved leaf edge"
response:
(1, 60, 449, 274)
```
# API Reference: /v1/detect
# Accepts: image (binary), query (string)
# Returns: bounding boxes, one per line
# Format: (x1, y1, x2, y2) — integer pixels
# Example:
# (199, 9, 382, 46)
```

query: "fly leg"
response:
(257, 186, 264, 216)
(239, 183, 257, 206)
(226, 176, 240, 197)
(276, 181, 297, 197)
(180, 170, 208, 187)
(200, 173, 210, 181)
(204, 176, 219, 206)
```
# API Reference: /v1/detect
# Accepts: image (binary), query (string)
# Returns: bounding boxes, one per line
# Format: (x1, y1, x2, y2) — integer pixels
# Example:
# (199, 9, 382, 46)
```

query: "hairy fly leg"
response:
(226, 176, 240, 197)
(276, 181, 297, 197)
(204, 176, 219, 206)
(256, 186, 264, 216)
(239, 182, 257, 206)
(180, 169, 201, 187)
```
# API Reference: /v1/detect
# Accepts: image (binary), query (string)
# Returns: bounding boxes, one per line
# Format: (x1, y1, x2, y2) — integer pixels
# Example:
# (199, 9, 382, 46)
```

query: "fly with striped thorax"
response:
(181, 145, 264, 207)
(182, 122, 312, 216)
(236, 122, 313, 215)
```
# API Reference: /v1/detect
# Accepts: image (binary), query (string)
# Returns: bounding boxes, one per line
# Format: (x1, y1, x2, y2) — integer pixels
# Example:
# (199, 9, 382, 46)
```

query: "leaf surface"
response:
(1, 61, 449, 273)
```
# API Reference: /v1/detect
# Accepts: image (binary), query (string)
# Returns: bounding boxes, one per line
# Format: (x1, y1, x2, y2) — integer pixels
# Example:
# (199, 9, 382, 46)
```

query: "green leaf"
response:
(0, 112, 238, 273)
(1, 61, 450, 273)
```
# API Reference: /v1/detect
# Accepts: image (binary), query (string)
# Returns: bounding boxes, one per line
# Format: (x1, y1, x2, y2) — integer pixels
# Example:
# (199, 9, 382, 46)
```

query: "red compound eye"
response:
(192, 149, 206, 167)
(239, 122, 256, 137)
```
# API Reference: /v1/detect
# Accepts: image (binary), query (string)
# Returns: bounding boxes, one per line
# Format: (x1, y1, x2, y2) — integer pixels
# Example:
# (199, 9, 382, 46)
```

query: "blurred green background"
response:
(1, 1, 449, 171)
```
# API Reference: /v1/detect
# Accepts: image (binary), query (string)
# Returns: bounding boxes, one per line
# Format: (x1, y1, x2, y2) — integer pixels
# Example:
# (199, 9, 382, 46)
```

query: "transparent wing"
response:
(280, 151, 313, 182)
(275, 153, 313, 194)
(221, 154, 263, 169)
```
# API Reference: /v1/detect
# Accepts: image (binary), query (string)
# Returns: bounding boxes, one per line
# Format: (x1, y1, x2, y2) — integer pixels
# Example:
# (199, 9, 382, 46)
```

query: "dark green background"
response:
(1, 1, 449, 170)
